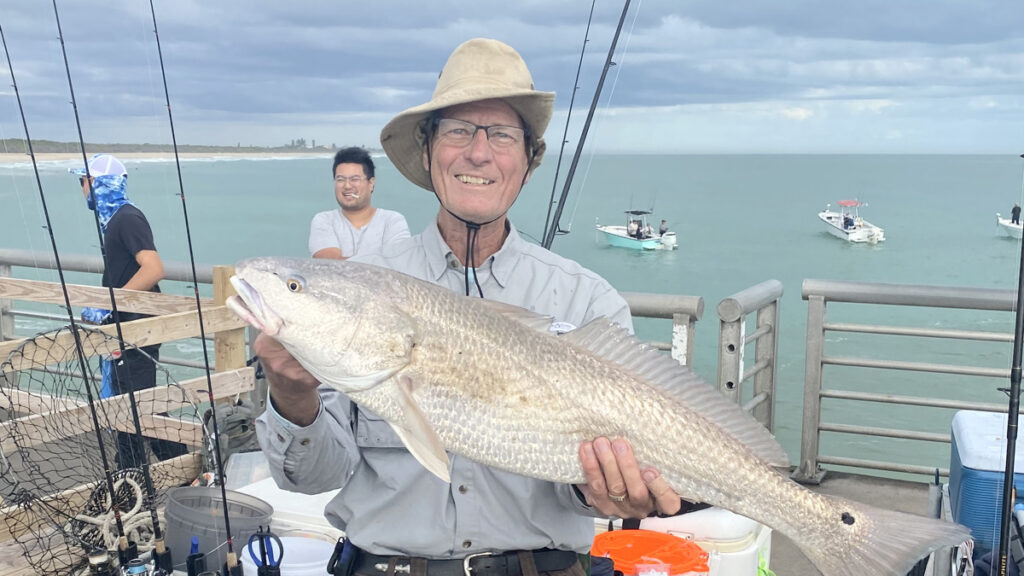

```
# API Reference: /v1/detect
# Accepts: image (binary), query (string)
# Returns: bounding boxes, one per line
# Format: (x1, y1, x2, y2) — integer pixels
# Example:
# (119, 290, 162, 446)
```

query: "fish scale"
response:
(228, 256, 971, 576)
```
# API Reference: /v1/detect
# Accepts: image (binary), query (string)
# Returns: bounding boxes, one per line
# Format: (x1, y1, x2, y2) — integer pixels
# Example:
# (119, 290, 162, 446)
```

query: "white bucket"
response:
(240, 536, 336, 576)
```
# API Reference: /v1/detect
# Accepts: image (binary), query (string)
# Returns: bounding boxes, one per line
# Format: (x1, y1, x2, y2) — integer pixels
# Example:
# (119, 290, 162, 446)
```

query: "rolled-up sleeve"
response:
(256, 386, 361, 494)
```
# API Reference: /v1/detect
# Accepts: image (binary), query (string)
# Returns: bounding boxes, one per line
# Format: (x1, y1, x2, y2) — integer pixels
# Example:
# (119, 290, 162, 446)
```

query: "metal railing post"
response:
(716, 280, 783, 431)
(0, 263, 15, 390)
(671, 312, 695, 367)
(752, 300, 779, 432)
(0, 263, 12, 342)
(795, 294, 827, 484)
(717, 316, 743, 403)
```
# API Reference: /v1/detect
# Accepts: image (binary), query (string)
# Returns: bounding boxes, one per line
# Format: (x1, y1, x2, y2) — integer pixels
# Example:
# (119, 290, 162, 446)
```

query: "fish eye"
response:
(285, 277, 304, 292)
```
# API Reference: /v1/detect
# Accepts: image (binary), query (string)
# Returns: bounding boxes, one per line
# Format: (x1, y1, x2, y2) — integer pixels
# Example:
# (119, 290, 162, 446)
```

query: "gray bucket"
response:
(164, 487, 273, 571)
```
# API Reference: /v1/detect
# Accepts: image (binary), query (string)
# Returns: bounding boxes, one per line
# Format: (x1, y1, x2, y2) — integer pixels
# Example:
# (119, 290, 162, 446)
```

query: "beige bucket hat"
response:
(380, 38, 555, 192)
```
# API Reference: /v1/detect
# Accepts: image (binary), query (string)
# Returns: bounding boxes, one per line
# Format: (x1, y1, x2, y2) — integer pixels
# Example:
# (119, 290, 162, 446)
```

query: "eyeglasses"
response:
(434, 118, 526, 149)
(334, 175, 367, 185)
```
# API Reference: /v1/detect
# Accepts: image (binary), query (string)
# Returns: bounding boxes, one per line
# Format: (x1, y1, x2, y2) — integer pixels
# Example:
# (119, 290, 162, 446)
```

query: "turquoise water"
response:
(3, 153, 1023, 473)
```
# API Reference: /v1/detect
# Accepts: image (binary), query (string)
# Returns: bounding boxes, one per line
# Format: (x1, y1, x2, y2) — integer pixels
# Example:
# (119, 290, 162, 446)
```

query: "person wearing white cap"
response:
(254, 39, 685, 576)
(72, 153, 186, 469)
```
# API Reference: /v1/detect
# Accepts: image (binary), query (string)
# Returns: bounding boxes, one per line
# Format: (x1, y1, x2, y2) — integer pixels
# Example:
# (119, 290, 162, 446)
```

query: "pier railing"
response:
(793, 278, 1015, 483)
(621, 291, 703, 367)
(717, 280, 783, 432)
(0, 248, 251, 542)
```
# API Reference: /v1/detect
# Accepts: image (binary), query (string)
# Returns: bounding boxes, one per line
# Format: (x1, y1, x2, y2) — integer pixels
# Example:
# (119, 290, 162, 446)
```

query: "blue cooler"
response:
(949, 410, 1024, 556)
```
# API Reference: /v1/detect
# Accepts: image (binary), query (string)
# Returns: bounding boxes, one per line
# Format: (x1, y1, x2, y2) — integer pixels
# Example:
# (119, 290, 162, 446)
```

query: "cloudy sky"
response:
(1, 0, 1022, 153)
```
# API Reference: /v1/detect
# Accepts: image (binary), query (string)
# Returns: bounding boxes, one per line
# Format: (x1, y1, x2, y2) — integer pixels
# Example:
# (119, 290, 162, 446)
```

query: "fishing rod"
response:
(51, 0, 170, 567)
(997, 153, 1024, 576)
(0, 13, 134, 568)
(542, 0, 632, 250)
(147, 1, 243, 574)
(541, 0, 596, 244)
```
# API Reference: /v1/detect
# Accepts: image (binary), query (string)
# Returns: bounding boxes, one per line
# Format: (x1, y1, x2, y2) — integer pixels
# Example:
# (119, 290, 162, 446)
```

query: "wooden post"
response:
(212, 265, 246, 373)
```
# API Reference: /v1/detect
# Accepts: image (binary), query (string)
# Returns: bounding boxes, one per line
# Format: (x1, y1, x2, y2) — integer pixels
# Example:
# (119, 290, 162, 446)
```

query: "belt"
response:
(352, 548, 579, 576)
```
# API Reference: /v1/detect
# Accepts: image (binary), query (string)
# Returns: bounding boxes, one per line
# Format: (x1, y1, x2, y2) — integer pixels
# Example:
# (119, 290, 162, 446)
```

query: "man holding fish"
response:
(253, 38, 685, 576)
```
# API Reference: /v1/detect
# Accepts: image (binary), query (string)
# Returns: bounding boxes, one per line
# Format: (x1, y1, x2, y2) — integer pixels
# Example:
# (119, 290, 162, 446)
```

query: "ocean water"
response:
(3, 153, 1023, 474)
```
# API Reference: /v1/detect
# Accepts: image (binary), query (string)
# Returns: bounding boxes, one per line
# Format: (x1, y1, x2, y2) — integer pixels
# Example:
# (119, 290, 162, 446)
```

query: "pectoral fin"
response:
(390, 376, 451, 483)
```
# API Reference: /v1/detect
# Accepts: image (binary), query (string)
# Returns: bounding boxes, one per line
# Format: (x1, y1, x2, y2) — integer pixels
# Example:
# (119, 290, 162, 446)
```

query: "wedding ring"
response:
(607, 491, 626, 503)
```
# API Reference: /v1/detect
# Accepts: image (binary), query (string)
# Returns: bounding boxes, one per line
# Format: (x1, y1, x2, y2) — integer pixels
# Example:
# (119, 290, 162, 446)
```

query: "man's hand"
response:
(577, 437, 682, 518)
(255, 333, 321, 426)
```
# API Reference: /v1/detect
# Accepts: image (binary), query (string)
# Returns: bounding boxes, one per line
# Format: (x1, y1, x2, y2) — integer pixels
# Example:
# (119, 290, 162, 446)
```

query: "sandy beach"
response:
(0, 151, 334, 165)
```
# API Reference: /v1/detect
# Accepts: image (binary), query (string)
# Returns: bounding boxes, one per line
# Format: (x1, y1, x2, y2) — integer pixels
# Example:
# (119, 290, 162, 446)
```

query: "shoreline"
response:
(0, 151, 335, 164)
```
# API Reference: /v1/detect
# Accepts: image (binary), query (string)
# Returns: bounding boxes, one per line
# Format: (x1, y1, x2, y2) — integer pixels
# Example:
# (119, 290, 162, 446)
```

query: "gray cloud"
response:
(1, 0, 1021, 152)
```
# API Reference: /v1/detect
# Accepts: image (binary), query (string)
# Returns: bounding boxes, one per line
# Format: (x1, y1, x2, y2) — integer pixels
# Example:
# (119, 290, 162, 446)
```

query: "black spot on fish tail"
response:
(841, 511, 855, 525)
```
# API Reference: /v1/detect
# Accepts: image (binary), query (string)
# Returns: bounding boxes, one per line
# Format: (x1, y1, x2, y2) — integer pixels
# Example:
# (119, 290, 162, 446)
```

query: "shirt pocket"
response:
(353, 408, 406, 449)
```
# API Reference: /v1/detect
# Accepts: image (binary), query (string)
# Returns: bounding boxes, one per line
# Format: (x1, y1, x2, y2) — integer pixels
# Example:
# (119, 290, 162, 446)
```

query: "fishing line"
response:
(566, 0, 644, 234)
(51, 0, 171, 566)
(996, 154, 1024, 574)
(147, 1, 243, 573)
(542, 0, 633, 249)
(0, 12, 131, 563)
(542, 0, 596, 243)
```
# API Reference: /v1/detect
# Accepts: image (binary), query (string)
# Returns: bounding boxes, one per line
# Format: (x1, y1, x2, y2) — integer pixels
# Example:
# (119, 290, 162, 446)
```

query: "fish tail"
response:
(802, 496, 971, 576)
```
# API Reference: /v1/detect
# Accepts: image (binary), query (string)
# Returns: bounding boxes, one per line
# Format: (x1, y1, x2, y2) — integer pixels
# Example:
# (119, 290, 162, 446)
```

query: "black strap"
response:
(351, 548, 577, 576)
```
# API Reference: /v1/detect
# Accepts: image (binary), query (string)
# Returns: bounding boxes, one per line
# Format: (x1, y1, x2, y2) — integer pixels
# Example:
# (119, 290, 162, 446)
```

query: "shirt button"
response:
(458, 484, 468, 494)
(300, 438, 310, 446)
(462, 540, 472, 549)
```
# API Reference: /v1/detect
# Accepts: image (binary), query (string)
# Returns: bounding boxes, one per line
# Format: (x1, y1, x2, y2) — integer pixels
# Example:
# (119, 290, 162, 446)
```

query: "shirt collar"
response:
(420, 218, 525, 288)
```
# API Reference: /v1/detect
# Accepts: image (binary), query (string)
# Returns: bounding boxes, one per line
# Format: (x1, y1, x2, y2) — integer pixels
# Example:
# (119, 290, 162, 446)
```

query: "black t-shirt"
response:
(103, 204, 161, 323)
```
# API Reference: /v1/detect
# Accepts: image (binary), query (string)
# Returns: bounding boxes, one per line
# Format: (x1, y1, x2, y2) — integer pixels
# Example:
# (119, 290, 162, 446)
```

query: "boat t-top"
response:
(596, 210, 677, 250)
(818, 200, 885, 244)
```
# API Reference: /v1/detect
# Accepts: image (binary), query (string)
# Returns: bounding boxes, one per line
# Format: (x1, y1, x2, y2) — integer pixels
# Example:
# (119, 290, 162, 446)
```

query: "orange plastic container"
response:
(592, 529, 710, 575)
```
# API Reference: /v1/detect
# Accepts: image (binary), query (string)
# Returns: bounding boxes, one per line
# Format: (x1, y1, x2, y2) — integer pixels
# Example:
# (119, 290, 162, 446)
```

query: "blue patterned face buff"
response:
(85, 174, 132, 233)
(81, 307, 111, 325)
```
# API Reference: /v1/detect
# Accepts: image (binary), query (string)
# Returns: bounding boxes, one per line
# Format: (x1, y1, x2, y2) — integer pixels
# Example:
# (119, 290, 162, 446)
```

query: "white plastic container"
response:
(240, 536, 336, 576)
(639, 507, 771, 575)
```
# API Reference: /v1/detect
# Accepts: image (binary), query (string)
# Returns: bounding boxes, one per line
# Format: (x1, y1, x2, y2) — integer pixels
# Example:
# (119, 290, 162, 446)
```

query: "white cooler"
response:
(639, 507, 771, 575)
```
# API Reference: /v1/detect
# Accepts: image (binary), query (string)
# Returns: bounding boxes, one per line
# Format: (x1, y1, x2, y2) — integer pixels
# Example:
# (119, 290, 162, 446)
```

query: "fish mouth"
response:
(226, 276, 284, 336)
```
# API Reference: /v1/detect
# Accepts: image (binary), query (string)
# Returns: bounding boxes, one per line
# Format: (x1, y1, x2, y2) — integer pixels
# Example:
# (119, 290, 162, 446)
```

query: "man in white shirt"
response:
(308, 147, 410, 259)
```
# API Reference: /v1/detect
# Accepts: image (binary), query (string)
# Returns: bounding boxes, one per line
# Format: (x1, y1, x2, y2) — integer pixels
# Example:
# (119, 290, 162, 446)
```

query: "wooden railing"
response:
(0, 261, 252, 543)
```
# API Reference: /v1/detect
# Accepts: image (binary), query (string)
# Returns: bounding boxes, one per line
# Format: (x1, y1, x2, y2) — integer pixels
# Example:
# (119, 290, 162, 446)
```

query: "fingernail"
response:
(613, 440, 627, 455)
(595, 441, 610, 454)
(642, 470, 658, 483)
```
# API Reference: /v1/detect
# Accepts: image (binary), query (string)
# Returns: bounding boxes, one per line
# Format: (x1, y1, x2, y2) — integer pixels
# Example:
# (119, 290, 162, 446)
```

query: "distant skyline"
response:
(1, 1, 1022, 154)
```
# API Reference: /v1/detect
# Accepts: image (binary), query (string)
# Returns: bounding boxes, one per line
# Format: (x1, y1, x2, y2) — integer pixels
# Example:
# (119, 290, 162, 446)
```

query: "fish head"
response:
(227, 257, 415, 392)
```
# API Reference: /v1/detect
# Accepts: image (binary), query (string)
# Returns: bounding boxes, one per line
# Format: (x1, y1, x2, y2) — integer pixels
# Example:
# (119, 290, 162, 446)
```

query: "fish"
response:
(226, 256, 970, 576)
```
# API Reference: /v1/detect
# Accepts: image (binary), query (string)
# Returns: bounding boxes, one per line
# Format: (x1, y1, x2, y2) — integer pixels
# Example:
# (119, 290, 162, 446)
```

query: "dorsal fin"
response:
(562, 318, 790, 467)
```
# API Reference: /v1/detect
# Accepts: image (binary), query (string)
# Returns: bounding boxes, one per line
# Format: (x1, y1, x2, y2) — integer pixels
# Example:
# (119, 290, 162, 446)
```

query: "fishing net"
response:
(0, 325, 205, 576)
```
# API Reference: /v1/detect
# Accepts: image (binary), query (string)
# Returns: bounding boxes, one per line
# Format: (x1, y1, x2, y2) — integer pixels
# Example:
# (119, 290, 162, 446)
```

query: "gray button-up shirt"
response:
(256, 220, 633, 557)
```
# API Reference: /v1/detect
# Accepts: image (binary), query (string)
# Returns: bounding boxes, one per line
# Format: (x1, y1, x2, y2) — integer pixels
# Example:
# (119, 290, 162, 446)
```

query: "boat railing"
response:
(717, 280, 783, 432)
(794, 278, 1015, 483)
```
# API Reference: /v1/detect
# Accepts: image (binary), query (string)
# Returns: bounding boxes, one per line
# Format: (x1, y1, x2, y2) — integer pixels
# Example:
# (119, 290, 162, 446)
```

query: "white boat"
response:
(596, 210, 677, 250)
(818, 200, 885, 244)
(996, 212, 1023, 238)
